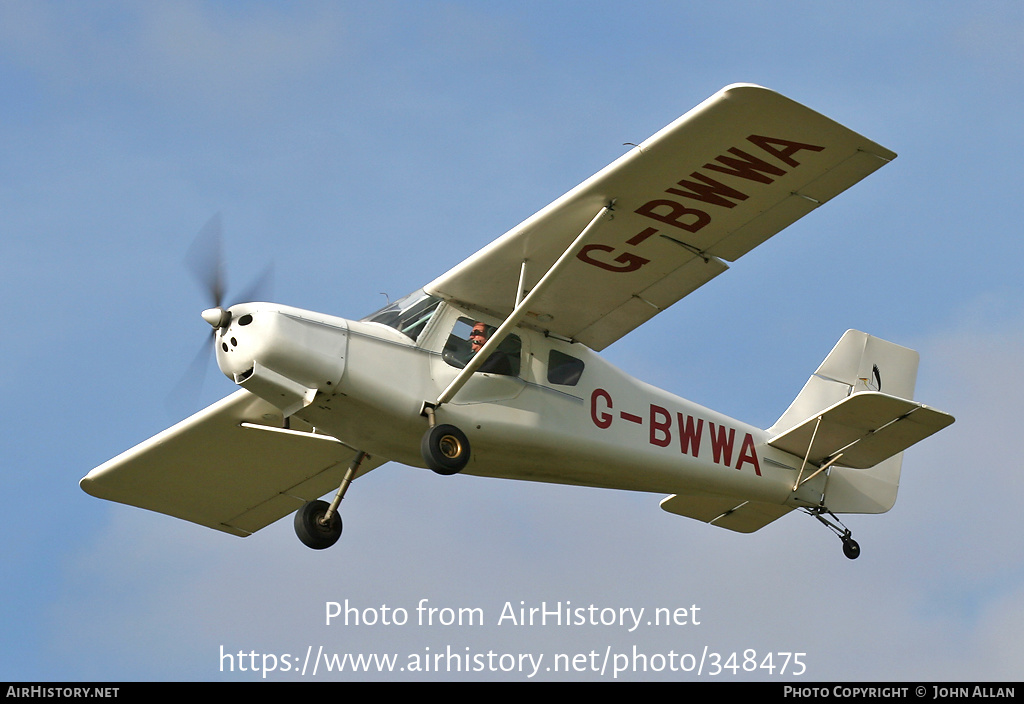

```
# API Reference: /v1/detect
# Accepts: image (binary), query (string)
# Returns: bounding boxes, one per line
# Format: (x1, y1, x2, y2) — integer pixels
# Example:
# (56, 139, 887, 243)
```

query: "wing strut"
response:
(433, 204, 611, 407)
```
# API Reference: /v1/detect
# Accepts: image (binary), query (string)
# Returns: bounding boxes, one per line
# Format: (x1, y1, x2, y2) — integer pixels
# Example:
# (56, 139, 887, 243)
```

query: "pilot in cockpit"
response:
(469, 322, 489, 355)
(468, 321, 513, 375)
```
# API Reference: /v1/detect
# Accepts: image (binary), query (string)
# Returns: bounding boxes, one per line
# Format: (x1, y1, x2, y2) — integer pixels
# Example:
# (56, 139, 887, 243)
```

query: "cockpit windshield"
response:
(361, 289, 442, 342)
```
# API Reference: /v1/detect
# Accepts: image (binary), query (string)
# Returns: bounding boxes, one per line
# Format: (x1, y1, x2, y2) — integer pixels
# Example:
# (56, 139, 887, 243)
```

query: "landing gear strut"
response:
(807, 507, 861, 560)
(294, 450, 368, 550)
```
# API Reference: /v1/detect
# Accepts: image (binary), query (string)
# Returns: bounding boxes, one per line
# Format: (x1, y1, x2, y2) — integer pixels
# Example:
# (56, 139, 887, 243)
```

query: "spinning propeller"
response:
(168, 214, 273, 412)
(187, 213, 273, 332)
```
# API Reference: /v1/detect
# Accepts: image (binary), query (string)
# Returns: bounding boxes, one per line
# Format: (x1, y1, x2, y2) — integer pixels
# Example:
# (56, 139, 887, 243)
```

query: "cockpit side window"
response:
(443, 318, 520, 376)
(547, 349, 584, 386)
(361, 289, 442, 342)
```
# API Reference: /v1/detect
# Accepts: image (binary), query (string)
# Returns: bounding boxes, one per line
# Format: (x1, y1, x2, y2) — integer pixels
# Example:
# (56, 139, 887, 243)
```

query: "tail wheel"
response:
(294, 500, 342, 550)
(421, 424, 470, 475)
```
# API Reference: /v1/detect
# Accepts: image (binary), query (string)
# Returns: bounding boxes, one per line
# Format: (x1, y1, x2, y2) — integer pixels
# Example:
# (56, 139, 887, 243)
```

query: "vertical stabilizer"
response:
(771, 330, 921, 514)
(769, 330, 919, 436)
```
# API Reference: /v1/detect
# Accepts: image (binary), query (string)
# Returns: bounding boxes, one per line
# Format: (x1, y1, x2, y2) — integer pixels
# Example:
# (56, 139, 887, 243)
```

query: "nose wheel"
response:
(294, 499, 342, 550)
(293, 450, 368, 550)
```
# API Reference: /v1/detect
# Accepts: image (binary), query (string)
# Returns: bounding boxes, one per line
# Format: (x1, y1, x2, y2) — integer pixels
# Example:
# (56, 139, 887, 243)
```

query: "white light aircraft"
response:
(81, 84, 954, 559)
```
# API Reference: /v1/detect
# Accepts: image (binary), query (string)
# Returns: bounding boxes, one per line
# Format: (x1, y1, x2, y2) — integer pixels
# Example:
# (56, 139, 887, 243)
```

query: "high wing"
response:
(80, 390, 385, 536)
(425, 84, 896, 350)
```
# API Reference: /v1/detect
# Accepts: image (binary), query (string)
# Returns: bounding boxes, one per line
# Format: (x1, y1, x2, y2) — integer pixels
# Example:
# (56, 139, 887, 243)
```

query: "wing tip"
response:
(79, 473, 100, 497)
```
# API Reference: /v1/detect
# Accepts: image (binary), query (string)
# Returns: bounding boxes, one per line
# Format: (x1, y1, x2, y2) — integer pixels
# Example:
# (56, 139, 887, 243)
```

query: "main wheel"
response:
(294, 500, 342, 550)
(842, 538, 861, 560)
(421, 424, 471, 475)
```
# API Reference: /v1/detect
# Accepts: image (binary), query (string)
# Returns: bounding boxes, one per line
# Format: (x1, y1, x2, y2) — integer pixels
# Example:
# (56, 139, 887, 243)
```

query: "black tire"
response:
(294, 500, 342, 550)
(421, 424, 471, 475)
(842, 538, 861, 560)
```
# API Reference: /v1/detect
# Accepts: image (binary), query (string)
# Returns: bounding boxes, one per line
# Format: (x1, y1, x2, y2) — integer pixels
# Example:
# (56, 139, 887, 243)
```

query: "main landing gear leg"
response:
(807, 507, 861, 560)
(294, 451, 368, 550)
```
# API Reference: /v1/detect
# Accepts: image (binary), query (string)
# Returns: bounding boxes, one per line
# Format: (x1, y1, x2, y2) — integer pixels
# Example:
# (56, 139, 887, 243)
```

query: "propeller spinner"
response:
(201, 307, 231, 330)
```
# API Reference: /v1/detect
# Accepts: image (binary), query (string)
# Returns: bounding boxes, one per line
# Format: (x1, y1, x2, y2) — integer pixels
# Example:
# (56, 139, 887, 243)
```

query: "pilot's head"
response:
(470, 322, 488, 352)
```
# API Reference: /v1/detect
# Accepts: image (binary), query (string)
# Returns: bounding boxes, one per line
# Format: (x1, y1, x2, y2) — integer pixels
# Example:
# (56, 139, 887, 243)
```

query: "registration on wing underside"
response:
(426, 84, 895, 350)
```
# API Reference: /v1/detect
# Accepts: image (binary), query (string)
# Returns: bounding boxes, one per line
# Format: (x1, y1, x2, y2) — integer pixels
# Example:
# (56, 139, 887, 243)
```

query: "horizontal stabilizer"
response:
(660, 493, 793, 533)
(768, 391, 954, 469)
(81, 390, 385, 536)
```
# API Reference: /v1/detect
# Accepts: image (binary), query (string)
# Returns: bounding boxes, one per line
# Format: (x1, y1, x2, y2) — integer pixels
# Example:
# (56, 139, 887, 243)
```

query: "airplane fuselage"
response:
(214, 297, 824, 513)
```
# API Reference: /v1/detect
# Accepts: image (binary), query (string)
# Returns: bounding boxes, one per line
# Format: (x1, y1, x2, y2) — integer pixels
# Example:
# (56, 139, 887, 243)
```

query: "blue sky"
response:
(2, 1, 1022, 681)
